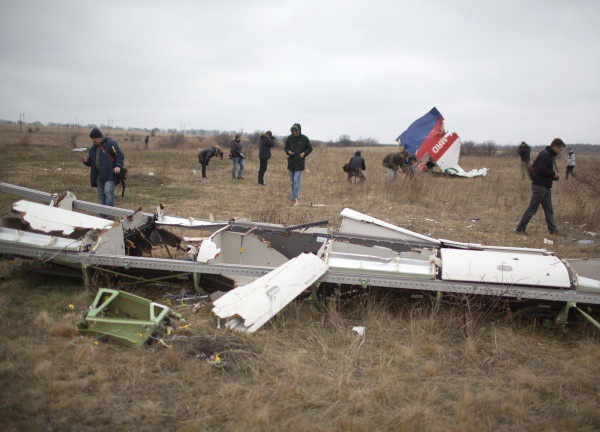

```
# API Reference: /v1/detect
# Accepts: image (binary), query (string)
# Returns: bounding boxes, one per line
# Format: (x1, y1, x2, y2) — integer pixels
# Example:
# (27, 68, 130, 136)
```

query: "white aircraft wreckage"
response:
(0, 182, 599, 333)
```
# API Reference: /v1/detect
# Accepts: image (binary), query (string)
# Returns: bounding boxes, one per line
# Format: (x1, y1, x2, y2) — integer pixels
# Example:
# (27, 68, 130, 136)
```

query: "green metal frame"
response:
(77, 288, 184, 346)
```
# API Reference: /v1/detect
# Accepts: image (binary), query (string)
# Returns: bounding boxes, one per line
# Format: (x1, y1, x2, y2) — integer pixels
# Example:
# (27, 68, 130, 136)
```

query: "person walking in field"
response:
(258, 131, 275, 186)
(284, 123, 312, 205)
(81, 128, 125, 212)
(229, 133, 245, 179)
(382, 152, 403, 181)
(518, 141, 531, 179)
(565, 148, 576, 180)
(516, 138, 565, 235)
(346, 150, 366, 182)
(197, 146, 223, 183)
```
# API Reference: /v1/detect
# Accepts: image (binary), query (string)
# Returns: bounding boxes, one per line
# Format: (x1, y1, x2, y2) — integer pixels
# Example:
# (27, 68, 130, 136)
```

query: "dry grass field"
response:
(0, 124, 599, 431)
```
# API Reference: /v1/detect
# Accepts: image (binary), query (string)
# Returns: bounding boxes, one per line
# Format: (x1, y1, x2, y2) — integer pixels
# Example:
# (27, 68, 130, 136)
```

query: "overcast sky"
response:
(1, 0, 598, 145)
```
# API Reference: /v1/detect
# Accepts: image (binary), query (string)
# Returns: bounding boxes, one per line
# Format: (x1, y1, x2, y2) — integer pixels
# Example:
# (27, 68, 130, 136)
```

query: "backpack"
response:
(342, 163, 350, 173)
(528, 162, 535, 180)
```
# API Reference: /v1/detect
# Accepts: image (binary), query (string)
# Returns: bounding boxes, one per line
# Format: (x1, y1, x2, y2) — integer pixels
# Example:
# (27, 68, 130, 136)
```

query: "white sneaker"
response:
(293, 199, 298, 206)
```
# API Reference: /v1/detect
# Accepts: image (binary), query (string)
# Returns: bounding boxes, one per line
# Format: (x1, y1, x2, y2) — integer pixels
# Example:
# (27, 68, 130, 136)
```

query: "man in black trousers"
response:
(258, 131, 275, 186)
(516, 138, 565, 235)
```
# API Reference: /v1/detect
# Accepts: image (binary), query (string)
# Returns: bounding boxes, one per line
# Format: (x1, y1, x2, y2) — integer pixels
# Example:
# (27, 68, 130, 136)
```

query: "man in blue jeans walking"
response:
(284, 123, 312, 205)
(81, 128, 125, 215)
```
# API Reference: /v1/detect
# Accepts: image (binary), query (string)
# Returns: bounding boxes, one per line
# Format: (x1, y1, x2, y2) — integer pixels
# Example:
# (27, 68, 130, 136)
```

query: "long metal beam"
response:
(1, 239, 598, 306)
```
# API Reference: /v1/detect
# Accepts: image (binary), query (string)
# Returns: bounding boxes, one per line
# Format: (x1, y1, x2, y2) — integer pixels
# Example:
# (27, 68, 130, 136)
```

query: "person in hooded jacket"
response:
(284, 123, 312, 205)
(198, 146, 223, 182)
(347, 150, 366, 182)
(516, 138, 565, 235)
(81, 128, 124, 210)
(258, 131, 275, 186)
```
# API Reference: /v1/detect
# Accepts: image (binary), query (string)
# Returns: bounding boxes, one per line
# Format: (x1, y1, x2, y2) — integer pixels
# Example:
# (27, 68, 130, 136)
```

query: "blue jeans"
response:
(231, 157, 244, 178)
(288, 170, 302, 200)
(97, 178, 116, 207)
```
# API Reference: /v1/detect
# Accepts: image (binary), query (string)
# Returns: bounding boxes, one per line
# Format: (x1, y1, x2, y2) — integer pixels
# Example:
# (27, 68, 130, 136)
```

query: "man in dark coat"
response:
(198, 146, 223, 182)
(347, 150, 366, 182)
(229, 133, 244, 179)
(516, 138, 565, 235)
(258, 131, 275, 186)
(284, 123, 312, 205)
(518, 141, 531, 179)
(81, 128, 124, 210)
(382, 152, 403, 181)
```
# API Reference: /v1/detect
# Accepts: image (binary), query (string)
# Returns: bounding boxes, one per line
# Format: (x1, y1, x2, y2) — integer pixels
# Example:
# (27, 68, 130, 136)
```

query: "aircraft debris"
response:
(1, 182, 599, 333)
(396, 107, 488, 178)
(76, 288, 184, 346)
(212, 253, 329, 333)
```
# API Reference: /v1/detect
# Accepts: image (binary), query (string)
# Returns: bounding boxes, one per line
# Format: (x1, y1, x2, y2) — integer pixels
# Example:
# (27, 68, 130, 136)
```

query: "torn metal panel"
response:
(50, 191, 77, 210)
(440, 248, 571, 289)
(212, 253, 329, 332)
(90, 225, 126, 255)
(12, 200, 114, 236)
(196, 238, 221, 263)
(77, 288, 183, 346)
(339, 208, 440, 246)
(155, 204, 226, 229)
(208, 231, 288, 267)
(320, 239, 436, 279)
(0, 227, 81, 251)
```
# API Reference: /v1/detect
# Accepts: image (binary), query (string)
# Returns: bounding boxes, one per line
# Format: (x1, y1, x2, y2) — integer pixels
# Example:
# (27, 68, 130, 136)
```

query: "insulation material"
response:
(212, 253, 329, 332)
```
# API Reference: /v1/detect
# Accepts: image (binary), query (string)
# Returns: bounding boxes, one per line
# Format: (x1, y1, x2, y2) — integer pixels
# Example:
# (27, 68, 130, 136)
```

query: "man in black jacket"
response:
(517, 141, 531, 179)
(347, 150, 366, 182)
(258, 131, 275, 186)
(516, 138, 565, 235)
(284, 123, 312, 205)
(198, 146, 223, 182)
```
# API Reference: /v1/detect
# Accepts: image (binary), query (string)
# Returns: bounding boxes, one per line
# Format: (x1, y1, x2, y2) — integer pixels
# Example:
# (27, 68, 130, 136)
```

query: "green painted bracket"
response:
(77, 288, 183, 346)
(307, 284, 323, 315)
(543, 301, 600, 331)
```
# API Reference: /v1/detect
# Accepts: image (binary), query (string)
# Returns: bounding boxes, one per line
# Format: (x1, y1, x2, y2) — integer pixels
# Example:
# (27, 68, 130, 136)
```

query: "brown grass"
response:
(0, 125, 599, 431)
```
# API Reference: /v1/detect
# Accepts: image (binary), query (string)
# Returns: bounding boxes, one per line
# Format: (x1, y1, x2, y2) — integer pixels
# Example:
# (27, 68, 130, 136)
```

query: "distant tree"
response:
(481, 140, 497, 157)
(63, 124, 81, 148)
(151, 128, 160, 137)
(157, 132, 186, 149)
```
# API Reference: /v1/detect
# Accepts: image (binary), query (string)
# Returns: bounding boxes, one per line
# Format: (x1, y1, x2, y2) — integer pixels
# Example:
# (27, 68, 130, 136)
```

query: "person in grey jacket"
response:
(258, 131, 275, 186)
(565, 148, 576, 180)
(516, 138, 565, 235)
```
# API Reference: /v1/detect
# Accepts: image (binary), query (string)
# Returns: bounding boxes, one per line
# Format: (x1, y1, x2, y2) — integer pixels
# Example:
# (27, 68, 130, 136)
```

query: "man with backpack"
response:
(81, 128, 125, 211)
(516, 138, 565, 235)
